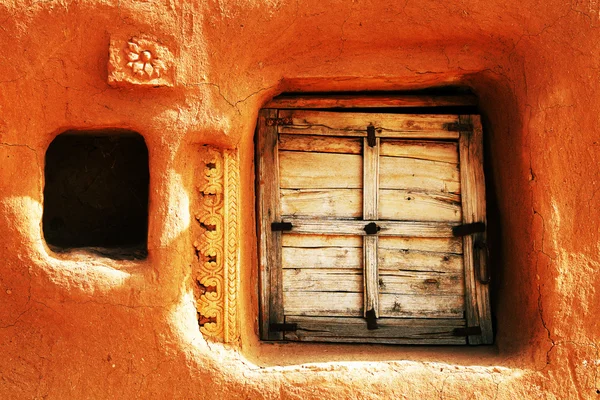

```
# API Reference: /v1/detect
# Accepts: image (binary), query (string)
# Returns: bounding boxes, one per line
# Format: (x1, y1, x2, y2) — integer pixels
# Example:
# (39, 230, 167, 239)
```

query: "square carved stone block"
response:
(108, 35, 175, 87)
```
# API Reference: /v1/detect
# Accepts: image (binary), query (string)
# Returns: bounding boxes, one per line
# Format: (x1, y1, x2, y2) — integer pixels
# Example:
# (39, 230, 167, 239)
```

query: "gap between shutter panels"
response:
(262, 108, 491, 345)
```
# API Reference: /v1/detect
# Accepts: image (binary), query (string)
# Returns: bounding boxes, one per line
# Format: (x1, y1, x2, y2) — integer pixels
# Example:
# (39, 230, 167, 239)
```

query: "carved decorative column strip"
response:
(223, 149, 240, 343)
(194, 146, 240, 343)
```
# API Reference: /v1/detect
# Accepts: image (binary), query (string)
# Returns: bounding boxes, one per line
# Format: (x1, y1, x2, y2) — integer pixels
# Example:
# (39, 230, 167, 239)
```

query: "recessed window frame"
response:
(257, 93, 493, 345)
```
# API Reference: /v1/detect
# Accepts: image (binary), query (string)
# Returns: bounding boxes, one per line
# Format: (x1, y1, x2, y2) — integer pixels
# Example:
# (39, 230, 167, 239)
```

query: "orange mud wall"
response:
(0, 0, 599, 398)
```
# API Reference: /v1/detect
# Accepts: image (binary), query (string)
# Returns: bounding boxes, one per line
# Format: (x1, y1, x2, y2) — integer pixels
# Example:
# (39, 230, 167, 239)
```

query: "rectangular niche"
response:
(43, 129, 149, 260)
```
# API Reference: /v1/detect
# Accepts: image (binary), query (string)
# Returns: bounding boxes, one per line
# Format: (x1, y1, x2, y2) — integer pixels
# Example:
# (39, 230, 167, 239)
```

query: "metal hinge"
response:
(271, 222, 293, 232)
(269, 323, 297, 332)
(265, 117, 293, 126)
(452, 326, 482, 336)
(452, 222, 486, 237)
(365, 308, 379, 330)
(445, 122, 473, 132)
(366, 125, 376, 147)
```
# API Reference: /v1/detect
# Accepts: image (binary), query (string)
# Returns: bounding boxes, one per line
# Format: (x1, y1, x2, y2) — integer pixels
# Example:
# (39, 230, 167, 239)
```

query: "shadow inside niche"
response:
(43, 129, 150, 260)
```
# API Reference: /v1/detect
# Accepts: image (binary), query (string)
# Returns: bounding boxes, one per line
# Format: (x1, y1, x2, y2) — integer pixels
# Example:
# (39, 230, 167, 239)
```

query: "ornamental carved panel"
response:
(108, 35, 175, 87)
(193, 146, 240, 343)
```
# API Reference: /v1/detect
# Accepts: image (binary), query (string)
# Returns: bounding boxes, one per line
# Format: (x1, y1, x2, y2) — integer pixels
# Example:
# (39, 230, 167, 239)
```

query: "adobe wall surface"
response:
(0, 0, 599, 398)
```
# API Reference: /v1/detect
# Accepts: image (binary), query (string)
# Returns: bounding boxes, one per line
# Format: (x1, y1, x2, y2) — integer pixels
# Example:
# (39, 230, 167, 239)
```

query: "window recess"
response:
(257, 95, 492, 345)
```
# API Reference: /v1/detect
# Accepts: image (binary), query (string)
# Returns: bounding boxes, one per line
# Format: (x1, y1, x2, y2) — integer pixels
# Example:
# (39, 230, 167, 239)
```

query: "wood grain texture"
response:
(278, 110, 460, 139)
(280, 188, 362, 218)
(265, 94, 478, 109)
(362, 137, 380, 318)
(283, 268, 463, 296)
(278, 134, 362, 154)
(257, 109, 283, 340)
(380, 139, 459, 163)
(378, 236, 463, 254)
(380, 156, 460, 193)
(379, 189, 462, 222)
(363, 235, 379, 317)
(282, 233, 362, 248)
(282, 246, 361, 269)
(459, 115, 493, 344)
(279, 151, 362, 189)
(283, 292, 464, 318)
(284, 316, 467, 344)
(378, 248, 464, 273)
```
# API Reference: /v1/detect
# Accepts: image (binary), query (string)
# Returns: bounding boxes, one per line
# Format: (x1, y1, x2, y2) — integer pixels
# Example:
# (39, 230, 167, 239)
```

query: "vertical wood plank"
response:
(459, 115, 493, 344)
(363, 137, 380, 318)
(257, 109, 283, 340)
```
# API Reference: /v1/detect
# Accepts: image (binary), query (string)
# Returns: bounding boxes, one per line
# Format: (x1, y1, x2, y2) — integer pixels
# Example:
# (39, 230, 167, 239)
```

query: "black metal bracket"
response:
(269, 323, 298, 332)
(365, 308, 379, 330)
(364, 222, 380, 235)
(271, 222, 293, 232)
(445, 122, 473, 132)
(366, 125, 376, 147)
(452, 326, 482, 336)
(452, 222, 486, 237)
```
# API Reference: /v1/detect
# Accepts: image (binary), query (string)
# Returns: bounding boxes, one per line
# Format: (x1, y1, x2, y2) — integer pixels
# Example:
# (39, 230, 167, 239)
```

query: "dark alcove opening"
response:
(43, 129, 149, 260)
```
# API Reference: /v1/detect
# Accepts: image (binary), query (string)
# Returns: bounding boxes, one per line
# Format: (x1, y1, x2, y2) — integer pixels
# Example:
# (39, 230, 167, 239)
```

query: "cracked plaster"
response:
(0, 0, 599, 398)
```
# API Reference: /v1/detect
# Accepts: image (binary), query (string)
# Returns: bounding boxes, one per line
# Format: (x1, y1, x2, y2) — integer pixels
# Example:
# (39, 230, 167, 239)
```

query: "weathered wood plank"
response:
(283, 269, 363, 292)
(264, 94, 478, 109)
(278, 134, 362, 154)
(284, 217, 457, 237)
(380, 156, 460, 193)
(282, 246, 362, 269)
(378, 248, 464, 273)
(380, 139, 459, 163)
(282, 268, 463, 295)
(279, 151, 362, 189)
(378, 236, 463, 254)
(363, 136, 380, 319)
(282, 233, 362, 248)
(363, 235, 379, 318)
(278, 110, 460, 139)
(257, 109, 284, 340)
(280, 188, 362, 218)
(459, 115, 493, 344)
(379, 189, 462, 222)
(283, 292, 464, 318)
(284, 316, 467, 344)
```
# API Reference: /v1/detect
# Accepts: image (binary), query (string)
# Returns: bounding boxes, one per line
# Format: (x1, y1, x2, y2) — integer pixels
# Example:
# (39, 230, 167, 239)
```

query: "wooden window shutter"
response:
(257, 95, 492, 345)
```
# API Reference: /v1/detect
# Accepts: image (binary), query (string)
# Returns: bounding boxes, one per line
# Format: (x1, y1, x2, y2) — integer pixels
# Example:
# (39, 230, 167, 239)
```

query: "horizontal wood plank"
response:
(283, 269, 363, 292)
(284, 316, 467, 344)
(265, 94, 478, 109)
(283, 292, 464, 318)
(282, 233, 363, 248)
(279, 151, 362, 189)
(378, 236, 463, 254)
(280, 188, 362, 218)
(283, 268, 463, 295)
(284, 218, 457, 237)
(378, 248, 464, 273)
(380, 139, 459, 163)
(282, 246, 362, 269)
(379, 189, 462, 222)
(278, 134, 362, 154)
(380, 156, 460, 193)
(278, 110, 459, 139)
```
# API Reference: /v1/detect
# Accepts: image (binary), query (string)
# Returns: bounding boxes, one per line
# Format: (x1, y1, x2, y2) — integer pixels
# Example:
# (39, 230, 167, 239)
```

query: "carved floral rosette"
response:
(108, 35, 175, 87)
(193, 146, 240, 343)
